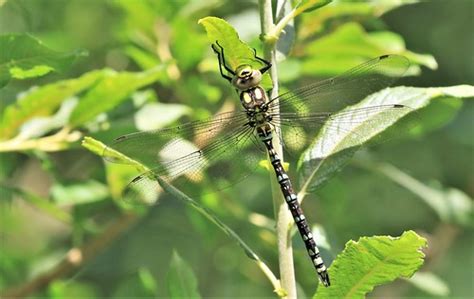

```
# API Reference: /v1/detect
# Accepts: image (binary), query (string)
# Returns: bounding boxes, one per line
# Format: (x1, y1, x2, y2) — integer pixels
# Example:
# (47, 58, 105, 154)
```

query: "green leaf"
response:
(298, 1, 419, 38)
(370, 162, 473, 227)
(48, 280, 98, 299)
(408, 271, 450, 297)
(134, 102, 192, 131)
(198, 17, 272, 88)
(0, 70, 102, 140)
(0, 34, 87, 87)
(172, 18, 209, 71)
(314, 231, 427, 299)
(295, 0, 332, 14)
(69, 66, 165, 127)
(51, 180, 109, 205)
(15, 97, 78, 140)
(112, 268, 158, 298)
(167, 251, 201, 299)
(124, 45, 161, 70)
(198, 17, 257, 70)
(406, 96, 463, 136)
(302, 23, 436, 77)
(1, 185, 71, 224)
(298, 85, 474, 193)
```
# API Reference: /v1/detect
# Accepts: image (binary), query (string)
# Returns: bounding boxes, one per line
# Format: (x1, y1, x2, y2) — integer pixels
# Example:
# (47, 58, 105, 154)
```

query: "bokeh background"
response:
(1, 0, 472, 298)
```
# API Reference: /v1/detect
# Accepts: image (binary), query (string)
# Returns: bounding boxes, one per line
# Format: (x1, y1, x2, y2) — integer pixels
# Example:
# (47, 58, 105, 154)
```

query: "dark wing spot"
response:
(131, 175, 142, 183)
(393, 104, 405, 108)
(115, 136, 127, 141)
(380, 54, 390, 60)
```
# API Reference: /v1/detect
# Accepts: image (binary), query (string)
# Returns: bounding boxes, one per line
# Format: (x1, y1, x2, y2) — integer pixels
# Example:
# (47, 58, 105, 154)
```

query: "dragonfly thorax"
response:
(247, 109, 272, 128)
(239, 85, 268, 111)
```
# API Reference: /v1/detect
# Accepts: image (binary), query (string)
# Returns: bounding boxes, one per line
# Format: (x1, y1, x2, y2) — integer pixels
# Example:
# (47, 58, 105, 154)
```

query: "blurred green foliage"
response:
(0, 0, 473, 298)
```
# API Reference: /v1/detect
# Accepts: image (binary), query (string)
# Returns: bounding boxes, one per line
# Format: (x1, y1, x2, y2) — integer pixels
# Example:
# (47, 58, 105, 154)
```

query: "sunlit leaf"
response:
(299, 1, 419, 39)
(69, 66, 165, 127)
(167, 251, 201, 299)
(0, 70, 102, 140)
(298, 85, 474, 193)
(199, 16, 258, 70)
(302, 23, 436, 77)
(15, 98, 78, 140)
(295, 0, 332, 14)
(408, 271, 450, 297)
(51, 180, 109, 205)
(134, 102, 191, 131)
(198, 16, 272, 89)
(0, 34, 86, 87)
(314, 231, 427, 299)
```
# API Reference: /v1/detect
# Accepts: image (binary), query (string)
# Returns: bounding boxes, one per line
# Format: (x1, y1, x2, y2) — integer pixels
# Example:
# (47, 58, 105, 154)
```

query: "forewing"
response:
(266, 55, 411, 156)
(269, 55, 410, 114)
(273, 104, 413, 154)
(102, 111, 247, 168)
(117, 124, 264, 205)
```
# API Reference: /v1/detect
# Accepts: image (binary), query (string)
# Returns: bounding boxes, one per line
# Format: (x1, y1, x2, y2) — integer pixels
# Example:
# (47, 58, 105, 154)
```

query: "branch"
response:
(271, 0, 331, 40)
(2, 213, 138, 298)
(0, 127, 81, 152)
(259, 0, 297, 298)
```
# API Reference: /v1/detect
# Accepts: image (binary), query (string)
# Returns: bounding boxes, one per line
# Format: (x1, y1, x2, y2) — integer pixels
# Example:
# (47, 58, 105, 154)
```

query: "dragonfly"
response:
(103, 41, 411, 287)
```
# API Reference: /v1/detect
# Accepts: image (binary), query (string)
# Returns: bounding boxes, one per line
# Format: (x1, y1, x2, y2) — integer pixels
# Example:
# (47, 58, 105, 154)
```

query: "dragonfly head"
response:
(232, 64, 262, 90)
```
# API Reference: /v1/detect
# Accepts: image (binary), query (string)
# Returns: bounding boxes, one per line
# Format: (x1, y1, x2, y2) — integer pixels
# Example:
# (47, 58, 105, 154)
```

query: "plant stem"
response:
(157, 176, 283, 293)
(259, 0, 297, 298)
(270, 0, 331, 40)
(0, 127, 81, 152)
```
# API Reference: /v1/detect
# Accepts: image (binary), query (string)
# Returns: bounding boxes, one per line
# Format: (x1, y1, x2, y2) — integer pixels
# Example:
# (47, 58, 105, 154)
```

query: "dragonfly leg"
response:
(212, 41, 234, 82)
(252, 48, 272, 74)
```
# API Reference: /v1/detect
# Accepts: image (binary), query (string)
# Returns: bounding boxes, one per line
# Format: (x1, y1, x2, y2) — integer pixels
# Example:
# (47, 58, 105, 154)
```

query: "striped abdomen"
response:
(257, 125, 330, 287)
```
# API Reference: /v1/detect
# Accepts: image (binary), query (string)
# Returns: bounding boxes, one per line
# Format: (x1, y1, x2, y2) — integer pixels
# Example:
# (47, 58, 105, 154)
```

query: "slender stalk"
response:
(259, 1, 297, 298)
(157, 176, 283, 293)
(0, 127, 81, 152)
(271, 0, 331, 40)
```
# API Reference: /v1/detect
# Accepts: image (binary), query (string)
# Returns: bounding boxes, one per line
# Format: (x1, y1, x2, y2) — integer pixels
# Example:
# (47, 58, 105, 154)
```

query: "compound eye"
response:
(238, 66, 252, 77)
(242, 92, 252, 103)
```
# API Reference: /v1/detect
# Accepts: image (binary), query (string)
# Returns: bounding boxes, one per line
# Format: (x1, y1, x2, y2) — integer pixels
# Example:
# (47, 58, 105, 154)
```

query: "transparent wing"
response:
(272, 104, 413, 153)
(266, 55, 411, 154)
(268, 55, 410, 114)
(103, 112, 266, 205)
(103, 111, 248, 168)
